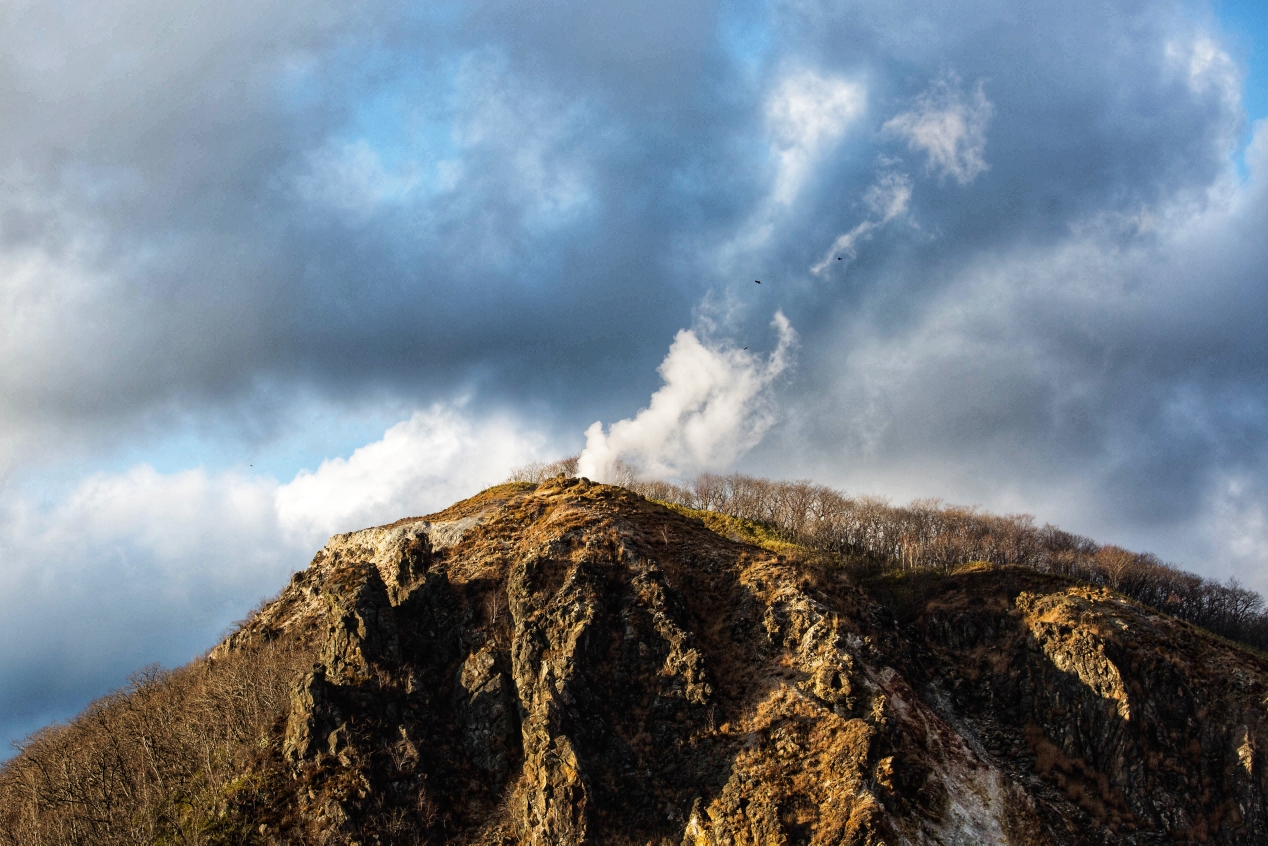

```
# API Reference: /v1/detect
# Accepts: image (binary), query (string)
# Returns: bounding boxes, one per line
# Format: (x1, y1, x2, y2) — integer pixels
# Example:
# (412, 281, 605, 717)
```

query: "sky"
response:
(2, 0, 1267, 753)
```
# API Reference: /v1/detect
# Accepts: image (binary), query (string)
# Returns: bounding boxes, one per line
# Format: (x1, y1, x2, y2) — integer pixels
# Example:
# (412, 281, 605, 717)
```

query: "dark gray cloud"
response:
(2, 0, 1234, 441)
(0, 0, 762, 455)
(2, 0, 1267, 753)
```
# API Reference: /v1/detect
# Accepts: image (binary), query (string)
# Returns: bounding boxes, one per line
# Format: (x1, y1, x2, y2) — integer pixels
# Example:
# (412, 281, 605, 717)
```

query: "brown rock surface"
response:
(5, 477, 1268, 845)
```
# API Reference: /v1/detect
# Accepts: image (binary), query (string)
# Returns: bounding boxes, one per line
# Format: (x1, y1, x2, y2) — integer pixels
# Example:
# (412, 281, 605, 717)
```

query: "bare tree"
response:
(541, 462, 1268, 650)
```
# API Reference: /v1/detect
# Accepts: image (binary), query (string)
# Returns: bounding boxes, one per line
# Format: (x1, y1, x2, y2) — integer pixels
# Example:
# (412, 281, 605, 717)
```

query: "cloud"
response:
(810, 171, 912, 274)
(4, 0, 1268, 764)
(0, 1, 708, 469)
(715, 69, 866, 265)
(1168, 32, 1241, 103)
(0, 402, 547, 753)
(1200, 473, 1268, 592)
(577, 312, 797, 482)
(0, 0, 1238, 474)
(0, 464, 291, 755)
(277, 405, 545, 547)
(757, 114, 1268, 586)
(883, 73, 993, 185)
(295, 139, 428, 218)
(767, 70, 867, 206)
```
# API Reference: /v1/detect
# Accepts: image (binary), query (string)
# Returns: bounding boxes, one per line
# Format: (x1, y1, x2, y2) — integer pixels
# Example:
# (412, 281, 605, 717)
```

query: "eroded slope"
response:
(5, 477, 1268, 845)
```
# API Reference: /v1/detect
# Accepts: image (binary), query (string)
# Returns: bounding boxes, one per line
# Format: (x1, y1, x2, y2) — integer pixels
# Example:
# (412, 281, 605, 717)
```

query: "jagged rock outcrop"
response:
(206, 478, 1268, 844)
(868, 568, 1268, 841)
(11, 477, 1268, 845)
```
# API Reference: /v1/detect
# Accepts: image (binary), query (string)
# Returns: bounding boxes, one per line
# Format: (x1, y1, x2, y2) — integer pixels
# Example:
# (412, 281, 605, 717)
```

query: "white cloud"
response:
(811, 171, 912, 275)
(0, 402, 548, 750)
(714, 71, 866, 270)
(293, 53, 601, 230)
(884, 73, 993, 185)
(0, 463, 295, 753)
(296, 139, 425, 216)
(1200, 473, 1268, 594)
(1167, 33, 1240, 105)
(577, 312, 797, 482)
(774, 118, 1268, 591)
(0, 466, 285, 623)
(276, 405, 545, 547)
(766, 70, 866, 206)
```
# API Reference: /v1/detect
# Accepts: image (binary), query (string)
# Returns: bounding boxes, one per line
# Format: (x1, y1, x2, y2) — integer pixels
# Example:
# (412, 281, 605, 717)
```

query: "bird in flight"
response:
(755, 280, 761, 284)
(837, 256, 842, 260)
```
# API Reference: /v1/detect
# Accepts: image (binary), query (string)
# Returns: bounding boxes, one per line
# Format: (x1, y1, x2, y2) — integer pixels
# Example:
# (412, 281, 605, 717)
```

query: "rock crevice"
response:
(187, 479, 1268, 844)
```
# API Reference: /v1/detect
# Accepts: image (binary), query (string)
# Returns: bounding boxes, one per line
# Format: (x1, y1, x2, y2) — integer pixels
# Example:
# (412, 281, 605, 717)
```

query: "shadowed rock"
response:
(5, 477, 1268, 844)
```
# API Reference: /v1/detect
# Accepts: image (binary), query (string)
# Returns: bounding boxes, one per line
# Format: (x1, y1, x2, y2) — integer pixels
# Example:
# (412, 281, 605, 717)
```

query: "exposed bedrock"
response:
(205, 478, 1268, 844)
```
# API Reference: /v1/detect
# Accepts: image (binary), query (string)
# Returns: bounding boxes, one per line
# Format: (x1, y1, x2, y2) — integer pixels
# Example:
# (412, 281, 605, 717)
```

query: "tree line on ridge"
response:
(509, 459, 1268, 651)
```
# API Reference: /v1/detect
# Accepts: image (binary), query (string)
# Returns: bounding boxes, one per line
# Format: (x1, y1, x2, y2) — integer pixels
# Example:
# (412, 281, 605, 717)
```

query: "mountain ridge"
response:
(4, 476, 1268, 844)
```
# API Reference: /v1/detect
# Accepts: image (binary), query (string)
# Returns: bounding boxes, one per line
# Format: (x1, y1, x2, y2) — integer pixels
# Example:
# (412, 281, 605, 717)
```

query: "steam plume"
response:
(576, 312, 796, 482)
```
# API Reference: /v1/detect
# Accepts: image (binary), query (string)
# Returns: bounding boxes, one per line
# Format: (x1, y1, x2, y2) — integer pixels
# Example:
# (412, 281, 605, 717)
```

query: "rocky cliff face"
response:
(21, 477, 1268, 844)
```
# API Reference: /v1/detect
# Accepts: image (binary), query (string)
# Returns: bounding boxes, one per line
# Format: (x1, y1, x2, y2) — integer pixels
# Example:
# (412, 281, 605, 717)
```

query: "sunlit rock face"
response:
(7, 477, 1268, 844)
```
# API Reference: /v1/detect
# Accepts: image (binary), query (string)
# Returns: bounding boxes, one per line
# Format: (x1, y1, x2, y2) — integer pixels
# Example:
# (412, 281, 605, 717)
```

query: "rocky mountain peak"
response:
(5, 476, 1268, 844)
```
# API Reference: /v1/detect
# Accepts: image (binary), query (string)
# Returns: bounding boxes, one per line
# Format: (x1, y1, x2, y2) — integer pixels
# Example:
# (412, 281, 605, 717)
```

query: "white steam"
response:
(576, 312, 797, 483)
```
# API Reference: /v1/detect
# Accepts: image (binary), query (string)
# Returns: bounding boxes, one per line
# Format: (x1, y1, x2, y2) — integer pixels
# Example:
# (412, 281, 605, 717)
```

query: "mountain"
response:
(4, 476, 1268, 844)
